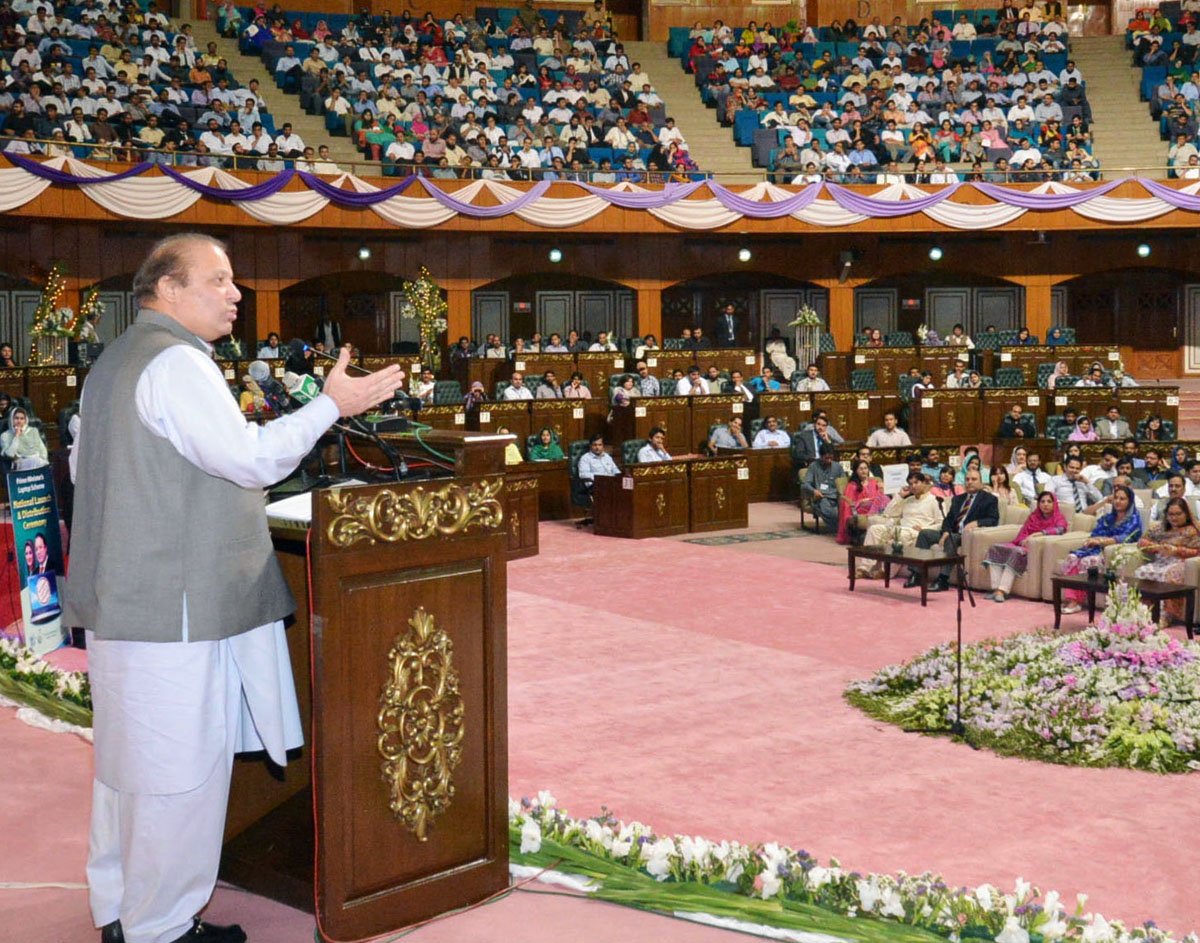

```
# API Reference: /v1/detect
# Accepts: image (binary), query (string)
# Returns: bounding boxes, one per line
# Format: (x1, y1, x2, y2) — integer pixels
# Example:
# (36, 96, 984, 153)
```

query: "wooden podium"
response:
(220, 433, 510, 942)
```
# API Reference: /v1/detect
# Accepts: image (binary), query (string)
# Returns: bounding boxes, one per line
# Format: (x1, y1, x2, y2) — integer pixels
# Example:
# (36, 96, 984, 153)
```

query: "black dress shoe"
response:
(902, 573, 922, 588)
(930, 577, 950, 593)
(100, 921, 124, 943)
(167, 919, 247, 943)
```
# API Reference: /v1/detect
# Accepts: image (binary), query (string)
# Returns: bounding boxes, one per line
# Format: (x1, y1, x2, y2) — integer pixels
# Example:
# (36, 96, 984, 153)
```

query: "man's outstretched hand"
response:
(321, 346, 405, 417)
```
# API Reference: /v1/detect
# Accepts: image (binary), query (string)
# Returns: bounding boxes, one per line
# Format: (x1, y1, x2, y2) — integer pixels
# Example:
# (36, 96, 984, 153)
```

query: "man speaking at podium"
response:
(66, 234, 403, 943)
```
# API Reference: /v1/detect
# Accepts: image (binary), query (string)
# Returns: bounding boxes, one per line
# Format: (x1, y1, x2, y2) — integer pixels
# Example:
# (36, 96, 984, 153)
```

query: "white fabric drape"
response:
(7, 160, 1200, 231)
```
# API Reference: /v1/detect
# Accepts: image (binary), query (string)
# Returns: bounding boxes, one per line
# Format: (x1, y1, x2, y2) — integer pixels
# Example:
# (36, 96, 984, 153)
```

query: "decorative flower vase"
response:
(793, 324, 820, 373)
(34, 336, 68, 366)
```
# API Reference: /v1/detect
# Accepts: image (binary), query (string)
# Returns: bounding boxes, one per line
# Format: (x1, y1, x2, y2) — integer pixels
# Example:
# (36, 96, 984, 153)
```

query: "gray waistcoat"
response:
(64, 309, 295, 642)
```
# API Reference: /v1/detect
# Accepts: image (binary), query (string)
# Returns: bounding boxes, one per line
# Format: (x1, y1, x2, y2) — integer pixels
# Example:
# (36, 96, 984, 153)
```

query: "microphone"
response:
(287, 338, 372, 375)
(283, 370, 322, 405)
(286, 369, 408, 480)
(247, 359, 291, 413)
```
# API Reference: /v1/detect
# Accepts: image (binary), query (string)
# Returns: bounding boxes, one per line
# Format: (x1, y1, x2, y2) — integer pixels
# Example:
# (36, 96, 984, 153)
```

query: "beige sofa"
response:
(964, 504, 1097, 601)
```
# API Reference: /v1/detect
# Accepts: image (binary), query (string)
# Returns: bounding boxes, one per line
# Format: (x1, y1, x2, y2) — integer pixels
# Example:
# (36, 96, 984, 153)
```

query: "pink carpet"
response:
(2, 521, 1198, 942)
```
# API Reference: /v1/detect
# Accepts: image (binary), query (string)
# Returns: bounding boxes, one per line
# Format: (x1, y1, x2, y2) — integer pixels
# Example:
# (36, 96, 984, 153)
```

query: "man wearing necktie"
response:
(910, 467, 999, 591)
(714, 302, 738, 347)
(1048, 455, 1104, 515)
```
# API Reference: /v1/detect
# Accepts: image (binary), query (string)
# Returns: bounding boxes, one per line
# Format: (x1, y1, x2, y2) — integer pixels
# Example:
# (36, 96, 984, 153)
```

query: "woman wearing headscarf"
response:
(528, 427, 565, 462)
(1045, 360, 1070, 389)
(1057, 484, 1142, 614)
(1134, 497, 1200, 624)
(463, 380, 487, 408)
(1068, 416, 1097, 442)
(1047, 327, 1067, 346)
(954, 450, 991, 485)
(1169, 445, 1190, 474)
(985, 491, 1068, 601)
(837, 458, 888, 545)
(1, 406, 48, 470)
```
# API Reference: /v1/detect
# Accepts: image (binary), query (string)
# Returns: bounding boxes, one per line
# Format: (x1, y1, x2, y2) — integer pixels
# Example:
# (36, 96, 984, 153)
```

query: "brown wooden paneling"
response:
(982, 389, 1050, 440)
(909, 390, 983, 442)
(689, 458, 749, 532)
(504, 471, 540, 559)
(593, 461, 690, 537)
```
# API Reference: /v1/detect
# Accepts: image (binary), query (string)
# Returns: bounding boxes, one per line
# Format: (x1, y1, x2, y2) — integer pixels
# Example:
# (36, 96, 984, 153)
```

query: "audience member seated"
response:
(529, 426, 565, 461)
(1133, 497, 1200, 625)
(496, 424, 523, 464)
(576, 433, 620, 500)
(983, 491, 1067, 601)
(792, 412, 837, 465)
(802, 442, 840, 531)
(564, 371, 592, 398)
(910, 465, 999, 591)
(997, 402, 1037, 438)
(752, 415, 790, 448)
(838, 457, 888, 545)
(858, 471, 942, 577)
(634, 361, 660, 396)
(932, 465, 962, 502)
(747, 365, 782, 392)
(1067, 415, 1097, 440)
(726, 368, 753, 401)
(503, 370, 534, 400)
(464, 379, 487, 407)
(637, 426, 672, 462)
(611, 374, 639, 405)
(1, 406, 47, 470)
(258, 331, 283, 358)
(1082, 446, 1119, 487)
(1095, 405, 1131, 439)
(1048, 453, 1106, 514)
(708, 415, 748, 450)
(866, 410, 911, 448)
(676, 365, 710, 395)
(988, 463, 1023, 507)
(792, 363, 829, 392)
(1056, 483, 1142, 613)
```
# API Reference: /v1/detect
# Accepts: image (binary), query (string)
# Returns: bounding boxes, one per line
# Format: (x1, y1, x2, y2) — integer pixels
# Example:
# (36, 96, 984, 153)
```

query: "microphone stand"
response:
(950, 555, 977, 743)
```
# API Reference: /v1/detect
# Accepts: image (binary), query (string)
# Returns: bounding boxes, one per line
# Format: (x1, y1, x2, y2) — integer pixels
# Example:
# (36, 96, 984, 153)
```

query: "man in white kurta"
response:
(73, 234, 404, 943)
(860, 472, 943, 577)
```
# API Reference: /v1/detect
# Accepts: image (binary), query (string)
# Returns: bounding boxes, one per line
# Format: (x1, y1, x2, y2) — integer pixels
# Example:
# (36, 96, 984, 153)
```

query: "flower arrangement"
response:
(846, 583, 1200, 773)
(787, 305, 821, 328)
(400, 267, 449, 373)
(511, 792, 1195, 943)
(0, 636, 92, 727)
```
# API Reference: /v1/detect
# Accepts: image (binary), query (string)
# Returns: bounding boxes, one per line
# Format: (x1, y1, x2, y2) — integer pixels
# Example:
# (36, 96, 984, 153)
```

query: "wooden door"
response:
(925, 287, 970, 337)
(976, 287, 1024, 332)
(575, 291, 615, 340)
(1124, 285, 1179, 379)
(472, 291, 509, 342)
(854, 288, 897, 334)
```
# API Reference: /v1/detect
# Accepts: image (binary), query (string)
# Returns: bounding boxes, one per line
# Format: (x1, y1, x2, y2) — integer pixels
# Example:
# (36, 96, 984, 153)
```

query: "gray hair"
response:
(131, 233, 227, 307)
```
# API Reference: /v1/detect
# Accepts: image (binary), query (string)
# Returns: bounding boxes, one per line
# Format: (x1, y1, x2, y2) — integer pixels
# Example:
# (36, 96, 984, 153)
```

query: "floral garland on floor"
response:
(0, 637, 92, 727)
(845, 584, 1200, 774)
(510, 792, 1195, 943)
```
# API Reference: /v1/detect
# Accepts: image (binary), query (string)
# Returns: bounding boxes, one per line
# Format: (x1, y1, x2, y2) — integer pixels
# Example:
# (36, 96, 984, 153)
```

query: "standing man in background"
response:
(714, 302, 738, 347)
(67, 233, 403, 943)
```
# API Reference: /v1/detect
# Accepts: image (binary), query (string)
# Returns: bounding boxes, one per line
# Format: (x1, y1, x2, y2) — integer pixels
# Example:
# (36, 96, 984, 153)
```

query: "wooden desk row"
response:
(820, 344, 1121, 391)
(453, 348, 762, 401)
(909, 387, 1179, 442)
(593, 456, 749, 539)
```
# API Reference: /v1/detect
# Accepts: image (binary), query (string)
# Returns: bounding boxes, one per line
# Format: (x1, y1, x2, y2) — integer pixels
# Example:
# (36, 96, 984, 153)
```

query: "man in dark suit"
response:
(909, 466, 999, 591)
(792, 413, 836, 467)
(714, 303, 738, 347)
(996, 402, 1038, 438)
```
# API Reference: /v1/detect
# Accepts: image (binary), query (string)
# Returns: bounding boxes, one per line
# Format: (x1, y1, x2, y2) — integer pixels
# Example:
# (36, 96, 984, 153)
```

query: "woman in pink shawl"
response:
(983, 491, 1068, 601)
(838, 458, 889, 545)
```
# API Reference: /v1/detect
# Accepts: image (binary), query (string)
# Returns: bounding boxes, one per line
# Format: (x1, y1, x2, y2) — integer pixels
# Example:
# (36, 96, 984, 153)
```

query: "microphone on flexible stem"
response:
(284, 371, 407, 481)
(286, 338, 373, 375)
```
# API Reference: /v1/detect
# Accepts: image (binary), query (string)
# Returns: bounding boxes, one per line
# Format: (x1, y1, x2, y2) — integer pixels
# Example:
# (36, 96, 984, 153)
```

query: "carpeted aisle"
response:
(2, 516, 1198, 941)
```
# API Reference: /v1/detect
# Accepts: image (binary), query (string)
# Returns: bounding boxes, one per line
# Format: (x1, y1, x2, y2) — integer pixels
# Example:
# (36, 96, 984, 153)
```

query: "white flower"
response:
(996, 916, 1031, 943)
(680, 836, 711, 867)
(1014, 877, 1032, 902)
(584, 819, 605, 845)
(508, 798, 521, 819)
(1082, 915, 1114, 943)
(536, 790, 557, 809)
(1041, 918, 1070, 940)
(519, 818, 542, 854)
(857, 879, 882, 913)
(808, 866, 832, 889)
(975, 884, 996, 911)
(760, 870, 782, 899)
(879, 889, 906, 918)
(643, 838, 676, 881)
(610, 837, 632, 858)
(1044, 891, 1062, 916)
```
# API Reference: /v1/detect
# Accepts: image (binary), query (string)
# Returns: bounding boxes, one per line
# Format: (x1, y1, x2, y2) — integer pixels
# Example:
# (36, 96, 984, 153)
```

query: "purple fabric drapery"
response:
(973, 180, 1121, 208)
(579, 179, 707, 207)
(296, 171, 418, 204)
(709, 181, 823, 217)
(825, 181, 960, 216)
(160, 164, 298, 200)
(414, 175, 553, 217)
(9, 154, 153, 183)
(1141, 178, 1200, 210)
